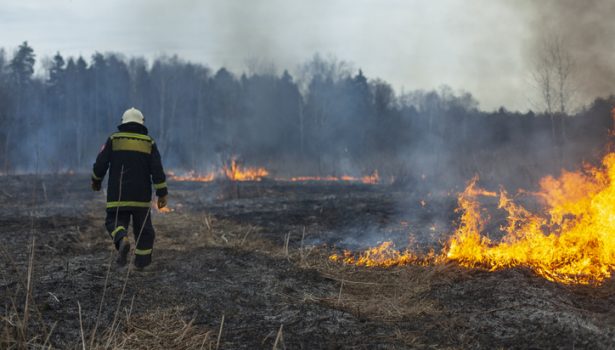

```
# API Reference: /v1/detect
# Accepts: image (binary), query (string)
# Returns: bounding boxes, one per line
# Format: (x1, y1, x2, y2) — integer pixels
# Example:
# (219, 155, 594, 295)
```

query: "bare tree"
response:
(535, 36, 575, 114)
(532, 36, 575, 137)
(532, 35, 576, 169)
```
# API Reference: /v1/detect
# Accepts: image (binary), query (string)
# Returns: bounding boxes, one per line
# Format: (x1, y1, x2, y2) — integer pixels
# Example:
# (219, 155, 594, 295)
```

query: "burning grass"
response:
(286, 170, 381, 184)
(169, 163, 384, 185)
(168, 158, 269, 182)
(329, 241, 429, 267)
(331, 151, 615, 285)
(167, 170, 216, 182)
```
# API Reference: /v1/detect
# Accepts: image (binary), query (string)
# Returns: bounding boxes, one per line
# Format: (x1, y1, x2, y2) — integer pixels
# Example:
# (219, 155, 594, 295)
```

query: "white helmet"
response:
(121, 107, 145, 125)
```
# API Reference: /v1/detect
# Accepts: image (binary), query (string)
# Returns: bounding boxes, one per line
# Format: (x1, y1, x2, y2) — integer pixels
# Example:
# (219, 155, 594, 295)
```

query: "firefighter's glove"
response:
(157, 195, 168, 209)
(91, 180, 102, 191)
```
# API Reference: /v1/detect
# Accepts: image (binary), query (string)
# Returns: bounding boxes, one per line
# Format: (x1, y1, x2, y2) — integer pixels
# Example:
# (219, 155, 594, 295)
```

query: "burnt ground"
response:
(2, 175, 615, 349)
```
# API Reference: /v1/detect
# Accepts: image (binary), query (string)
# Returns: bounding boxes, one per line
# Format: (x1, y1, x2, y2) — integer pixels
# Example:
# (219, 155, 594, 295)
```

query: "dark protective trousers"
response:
(105, 208, 155, 267)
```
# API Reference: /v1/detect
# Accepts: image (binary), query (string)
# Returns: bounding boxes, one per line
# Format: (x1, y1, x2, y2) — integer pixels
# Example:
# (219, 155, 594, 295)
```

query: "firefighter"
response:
(91, 107, 168, 269)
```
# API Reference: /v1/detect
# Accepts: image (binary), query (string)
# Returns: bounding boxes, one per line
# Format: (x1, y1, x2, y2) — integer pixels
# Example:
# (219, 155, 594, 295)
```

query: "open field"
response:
(2, 175, 615, 349)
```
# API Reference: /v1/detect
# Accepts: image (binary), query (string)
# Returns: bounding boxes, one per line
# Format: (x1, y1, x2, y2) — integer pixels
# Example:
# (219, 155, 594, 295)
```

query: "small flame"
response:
(169, 163, 381, 184)
(157, 206, 172, 213)
(361, 170, 380, 184)
(329, 242, 420, 267)
(168, 170, 215, 182)
(152, 201, 174, 214)
(289, 176, 341, 182)
(223, 159, 269, 181)
(167, 158, 268, 182)
(287, 170, 380, 184)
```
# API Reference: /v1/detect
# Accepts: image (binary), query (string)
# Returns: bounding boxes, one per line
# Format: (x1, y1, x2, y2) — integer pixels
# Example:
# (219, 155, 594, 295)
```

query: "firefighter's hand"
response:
(91, 180, 102, 191)
(157, 195, 168, 209)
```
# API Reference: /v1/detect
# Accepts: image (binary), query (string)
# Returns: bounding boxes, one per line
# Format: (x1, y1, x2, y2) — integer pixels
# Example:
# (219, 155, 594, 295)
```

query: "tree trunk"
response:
(3, 132, 9, 173)
(299, 100, 304, 157)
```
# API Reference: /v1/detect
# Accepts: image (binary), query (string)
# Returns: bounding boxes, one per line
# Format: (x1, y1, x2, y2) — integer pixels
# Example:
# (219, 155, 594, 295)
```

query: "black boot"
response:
(134, 253, 152, 271)
(116, 237, 130, 266)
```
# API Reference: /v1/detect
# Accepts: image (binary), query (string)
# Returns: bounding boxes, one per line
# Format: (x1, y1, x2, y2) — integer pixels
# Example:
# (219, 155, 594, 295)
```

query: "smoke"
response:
(125, 0, 615, 110)
(9, 0, 615, 111)
(123, 0, 338, 75)
(519, 0, 615, 104)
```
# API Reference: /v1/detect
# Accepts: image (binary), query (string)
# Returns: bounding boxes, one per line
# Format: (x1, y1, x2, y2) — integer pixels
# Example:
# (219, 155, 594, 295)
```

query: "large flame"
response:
(447, 154, 615, 284)
(331, 152, 615, 285)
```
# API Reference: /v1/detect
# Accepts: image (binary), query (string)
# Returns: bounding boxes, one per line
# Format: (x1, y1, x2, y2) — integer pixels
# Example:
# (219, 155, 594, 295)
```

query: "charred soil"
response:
(1, 175, 615, 349)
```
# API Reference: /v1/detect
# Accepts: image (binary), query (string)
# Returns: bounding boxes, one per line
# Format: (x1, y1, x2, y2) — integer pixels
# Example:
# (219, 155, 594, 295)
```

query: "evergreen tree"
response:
(9, 41, 35, 87)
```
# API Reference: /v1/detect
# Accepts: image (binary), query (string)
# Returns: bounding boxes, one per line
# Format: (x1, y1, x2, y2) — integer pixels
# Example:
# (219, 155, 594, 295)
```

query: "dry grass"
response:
(160, 212, 250, 249)
(1, 184, 222, 349)
(298, 250, 494, 348)
(299, 248, 468, 323)
(0, 217, 216, 350)
(320, 267, 441, 322)
(2, 258, 213, 350)
(92, 307, 213, 350)
(0, 237, 55, 350)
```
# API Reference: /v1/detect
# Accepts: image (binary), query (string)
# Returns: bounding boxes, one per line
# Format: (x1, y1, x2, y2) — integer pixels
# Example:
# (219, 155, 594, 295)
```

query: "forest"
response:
(0, 41, 612, 189)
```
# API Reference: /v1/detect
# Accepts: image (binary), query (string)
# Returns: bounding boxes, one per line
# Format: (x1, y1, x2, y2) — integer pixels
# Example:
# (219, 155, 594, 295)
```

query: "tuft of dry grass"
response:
(92, 307, 213, 350)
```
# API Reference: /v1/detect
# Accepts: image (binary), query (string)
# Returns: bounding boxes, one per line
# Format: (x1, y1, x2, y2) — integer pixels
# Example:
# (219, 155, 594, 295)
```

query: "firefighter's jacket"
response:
(92, 122, 168, 211)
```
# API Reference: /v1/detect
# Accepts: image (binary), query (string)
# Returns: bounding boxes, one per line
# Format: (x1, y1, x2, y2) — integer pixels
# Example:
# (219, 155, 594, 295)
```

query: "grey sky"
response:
(1, 0, 537, 110)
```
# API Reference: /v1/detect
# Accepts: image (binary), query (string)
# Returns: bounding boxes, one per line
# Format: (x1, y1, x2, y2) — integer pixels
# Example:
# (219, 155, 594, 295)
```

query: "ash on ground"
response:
(1, 175, 614, 349)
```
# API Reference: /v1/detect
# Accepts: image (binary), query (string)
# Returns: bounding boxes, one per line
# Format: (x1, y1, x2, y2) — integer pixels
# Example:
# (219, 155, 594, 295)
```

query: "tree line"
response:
(0, 41, 612, 189)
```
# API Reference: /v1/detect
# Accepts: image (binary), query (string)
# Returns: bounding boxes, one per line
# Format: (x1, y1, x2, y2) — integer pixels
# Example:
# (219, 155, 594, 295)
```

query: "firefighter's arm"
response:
(150, 142, 168, 204)
(92, 138, 111, 191)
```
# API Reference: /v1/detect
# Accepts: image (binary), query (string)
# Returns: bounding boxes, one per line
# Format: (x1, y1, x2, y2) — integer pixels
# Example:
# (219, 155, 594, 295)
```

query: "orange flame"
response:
(331, 152, 615, 285)
(361, 170, 380, 184)
(329, 242, 420, 267)
(446, 155, 614, 285)
(223, 159, 269, 181)
(152, 201, 174, 214)
(168, 170, 216, 182)
(287, 170, 380, 184)
(289, 176, 341, 182)
(169, 164, 381, 184)
(167, 159, 269, 182)
(156, 206, 172, 213)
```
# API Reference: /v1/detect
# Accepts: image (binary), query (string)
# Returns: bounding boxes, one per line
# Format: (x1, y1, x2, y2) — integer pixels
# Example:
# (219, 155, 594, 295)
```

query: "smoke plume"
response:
(521, 0, 615, 103)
